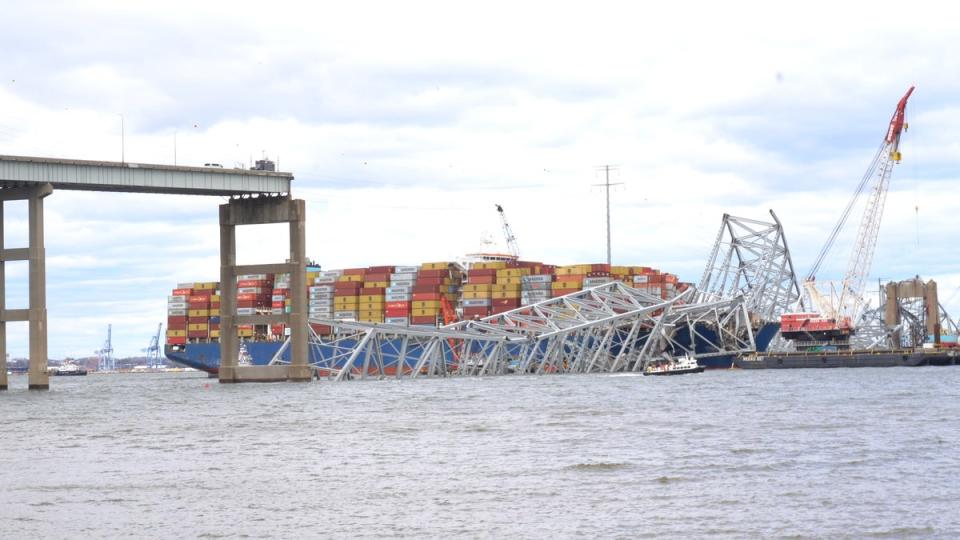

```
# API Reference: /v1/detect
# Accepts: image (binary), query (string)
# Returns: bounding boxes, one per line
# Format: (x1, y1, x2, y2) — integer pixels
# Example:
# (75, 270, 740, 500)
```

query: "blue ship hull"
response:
(165, 322, 780, 374)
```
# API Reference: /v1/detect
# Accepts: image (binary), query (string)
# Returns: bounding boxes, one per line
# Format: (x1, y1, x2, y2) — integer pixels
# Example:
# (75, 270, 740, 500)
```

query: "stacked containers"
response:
(334, 268, 364, 320)
(385, 265, 418, 324)
(582, 263, 613, 288)
(521, 273, 553, 306)
(412, 262, 451, 325)
(166, 284, 190, 345)
(463, 261, 502, 318)
(270, 273, 291, 338)
(310, 270, 339, 322)
(187, 284, 211, 342)
(237, 273, 273, 338)
(359, 265, 392, 323)
(208, 287, 222, 339)
(492, 264, 527, 314)
(552, 264, 589, 296)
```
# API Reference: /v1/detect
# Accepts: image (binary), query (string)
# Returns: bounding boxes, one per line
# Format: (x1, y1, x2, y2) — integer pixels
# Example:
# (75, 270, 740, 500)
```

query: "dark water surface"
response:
(2, 368, 959, 538)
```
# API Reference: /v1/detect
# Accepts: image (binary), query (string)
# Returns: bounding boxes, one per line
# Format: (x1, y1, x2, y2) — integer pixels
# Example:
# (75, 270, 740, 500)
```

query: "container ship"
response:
(165, 258, 775, 374)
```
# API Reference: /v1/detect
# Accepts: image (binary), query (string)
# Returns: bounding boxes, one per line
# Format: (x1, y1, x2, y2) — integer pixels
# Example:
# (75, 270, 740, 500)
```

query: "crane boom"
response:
(495, 204, 520, 258)
(785, 86, 914, 347)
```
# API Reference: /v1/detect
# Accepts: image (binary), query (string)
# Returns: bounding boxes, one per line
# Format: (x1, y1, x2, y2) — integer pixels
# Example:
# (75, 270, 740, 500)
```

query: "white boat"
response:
(643, 355, 705, 376)
(50, 361, 88, 376)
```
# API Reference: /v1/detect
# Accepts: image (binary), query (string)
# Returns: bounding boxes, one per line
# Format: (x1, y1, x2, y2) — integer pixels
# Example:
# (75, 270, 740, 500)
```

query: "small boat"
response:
(643, 355, 705, 376)
(50, 361, 88, 376)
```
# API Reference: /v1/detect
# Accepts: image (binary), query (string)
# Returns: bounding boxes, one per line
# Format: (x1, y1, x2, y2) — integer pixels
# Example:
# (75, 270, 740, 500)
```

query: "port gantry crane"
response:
(144, 323, 163, 368)
(495, 204, 520, 258)
(96, 324, 115, 371)
(784, 86, 915, 346)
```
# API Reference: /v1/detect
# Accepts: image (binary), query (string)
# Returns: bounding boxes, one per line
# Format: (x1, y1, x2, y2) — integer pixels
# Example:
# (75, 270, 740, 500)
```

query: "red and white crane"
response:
(783, 86, 914, 344)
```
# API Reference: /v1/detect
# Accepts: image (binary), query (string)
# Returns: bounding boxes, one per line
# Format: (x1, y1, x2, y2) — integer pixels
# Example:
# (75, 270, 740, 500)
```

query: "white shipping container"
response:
(334, 310, 358, 319)
(521, 282, 552, 291)
(167, 295, 188, 302)
(176, 282, 195, 289)
(237, 287, 263, 294)
(386, 286, 411, 294)
(167, 309, 187, 316)
(463, 298, 491, 307)
(395, 266, 419, 274)
(521, 274, 553, 284)
(313, 276, 336, 284)
(271, 294, 287, 302)
(318, 270, 343, 277)
(237, 274, 269, 281)
(309, 285, 335, 293)
(385, 317, 410, 325)
(385, 293, 411, 302)
(271, 308, 283, 315)
(167, 302, 187, 310)
(583, 277, 612, 287)
(632, 275, 649, 284)
(236, 307, 256, 316)
(390, 272, 417, 281)
(390, 279, 415, 288)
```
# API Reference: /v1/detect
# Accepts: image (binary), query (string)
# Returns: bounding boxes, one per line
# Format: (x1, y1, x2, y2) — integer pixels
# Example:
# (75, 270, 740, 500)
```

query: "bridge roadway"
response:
(0, 155, 308, 390)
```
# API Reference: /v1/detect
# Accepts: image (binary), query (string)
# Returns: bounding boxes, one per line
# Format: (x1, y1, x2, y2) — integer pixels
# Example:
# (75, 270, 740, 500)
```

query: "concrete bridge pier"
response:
(219, 196, 309, 383)
(0, 183, 51, 390)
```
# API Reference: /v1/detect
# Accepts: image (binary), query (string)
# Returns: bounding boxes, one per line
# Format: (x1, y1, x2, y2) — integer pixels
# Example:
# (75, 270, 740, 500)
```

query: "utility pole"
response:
(593, 165, 623, 266)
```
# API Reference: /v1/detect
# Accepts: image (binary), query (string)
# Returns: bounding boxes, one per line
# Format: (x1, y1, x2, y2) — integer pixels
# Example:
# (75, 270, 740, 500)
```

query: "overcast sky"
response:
(1, 1, 958, 358)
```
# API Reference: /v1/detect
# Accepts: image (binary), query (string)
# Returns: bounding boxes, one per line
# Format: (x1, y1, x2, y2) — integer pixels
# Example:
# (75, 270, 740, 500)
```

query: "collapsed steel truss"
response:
(268, 281, 756, 380)
(696, 210, 802, 322)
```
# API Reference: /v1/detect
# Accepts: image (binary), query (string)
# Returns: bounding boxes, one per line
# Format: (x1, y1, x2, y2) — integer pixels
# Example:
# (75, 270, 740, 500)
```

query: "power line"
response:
(593, 165, 623, 266)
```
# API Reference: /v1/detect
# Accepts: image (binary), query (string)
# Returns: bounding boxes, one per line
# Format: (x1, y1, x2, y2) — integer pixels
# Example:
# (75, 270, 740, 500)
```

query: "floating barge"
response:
(735, 349, 960, 369)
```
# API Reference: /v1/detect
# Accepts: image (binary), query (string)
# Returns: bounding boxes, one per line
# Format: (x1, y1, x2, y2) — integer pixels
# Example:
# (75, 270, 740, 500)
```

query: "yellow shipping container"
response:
(193, 282, 218, 290)
(492, 283, 521, 292)
(611, 266, 629, 275)
(334, 298, 359, 306)
(553, 280, 583, 290)
(210, 294, 221, 302)
(188, 323, 209, 331)
(413, 300, 441, 309)
(306, 271, 320, 280)
(359, 295, 385, 303)
(496, 267, 530, 278)
(412, 308, 440, 317)
(501, 276, 523, 285)
(188, 308, 210, 317)
(463, 284, 492, 292)
(358, 302, 384, 312)
(462, 291, 492, 299)
(238, 329, 254, 337)
(363, 281, 389, 288)
(473, 261, 507, 270)
(493, 290, 521, 300)
(209, 309, 221, 317)
(338, 274, 363, 282)
(421, 262, 452, 270)
(166, 329, 186, 337)
(209, 330, 220, 339)
(358, 311, 384, 320)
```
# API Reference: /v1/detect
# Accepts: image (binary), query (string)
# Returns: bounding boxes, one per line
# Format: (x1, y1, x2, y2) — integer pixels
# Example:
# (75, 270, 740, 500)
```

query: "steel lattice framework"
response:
(267, 281, 757, 380)
(696, 210, 803, 322)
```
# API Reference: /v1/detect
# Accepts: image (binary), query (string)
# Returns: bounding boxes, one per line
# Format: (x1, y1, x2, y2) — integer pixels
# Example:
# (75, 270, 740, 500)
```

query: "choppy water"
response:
(2, 367, 959, 538)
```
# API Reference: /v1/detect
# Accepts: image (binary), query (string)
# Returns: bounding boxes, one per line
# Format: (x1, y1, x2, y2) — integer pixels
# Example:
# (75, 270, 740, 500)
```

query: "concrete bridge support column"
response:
(0, 184, 52, 390)
(219, 196, 309, 383)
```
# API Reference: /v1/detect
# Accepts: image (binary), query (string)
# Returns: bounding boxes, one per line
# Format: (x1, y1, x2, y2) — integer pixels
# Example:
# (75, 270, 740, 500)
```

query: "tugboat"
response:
(50, 361, 88, 376)
(643, 355, 705, 376)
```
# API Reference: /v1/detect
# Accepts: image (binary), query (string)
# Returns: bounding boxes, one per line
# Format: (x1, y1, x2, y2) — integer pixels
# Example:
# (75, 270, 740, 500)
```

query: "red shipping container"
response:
(167, 321, 187, 330)
(172, 288, 192, 296)
(364, 273, 390, 282)
(272, 301, 285, 308)
(237, 279, 269, 288)
(167, 336, 187, 345)
(367, 266, 395, 274)
(237, 300, 257, 308)
(272, 288, 289, 296)
(360, 287, 385, 295)
(271, 324, 286, 335)
(468, 268, 497, 277)
(411, 315, 438, 325)
(416, 277, 445, 286)
(385, 301, 410, 310)
(412, 292, 441, 301)
(343, 268, 367, 276)
(187, 330, 208, 338)
(310, 323, 332, 335)
(418, 269, 447, 278)
(167, 315, 188, 324)
(467, 275, 496, 284)
(188, 295, 212, 303)
(413, 284, 441, 294)
(591, 264, 611, 273)
(492, 298, 520, 307)
(385, 308, 410, 317)
(188, 316, 208, 323)
(237, 292, 257, 302)
(335, 281, 362, 290)
(463, 307, 490, 318)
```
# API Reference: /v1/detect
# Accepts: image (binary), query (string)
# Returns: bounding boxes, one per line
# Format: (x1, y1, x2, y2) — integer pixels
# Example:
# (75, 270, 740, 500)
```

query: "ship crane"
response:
(785, 86, 914, 345)
(96, 324, 115, 371)
(495, 204, 520, 258)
